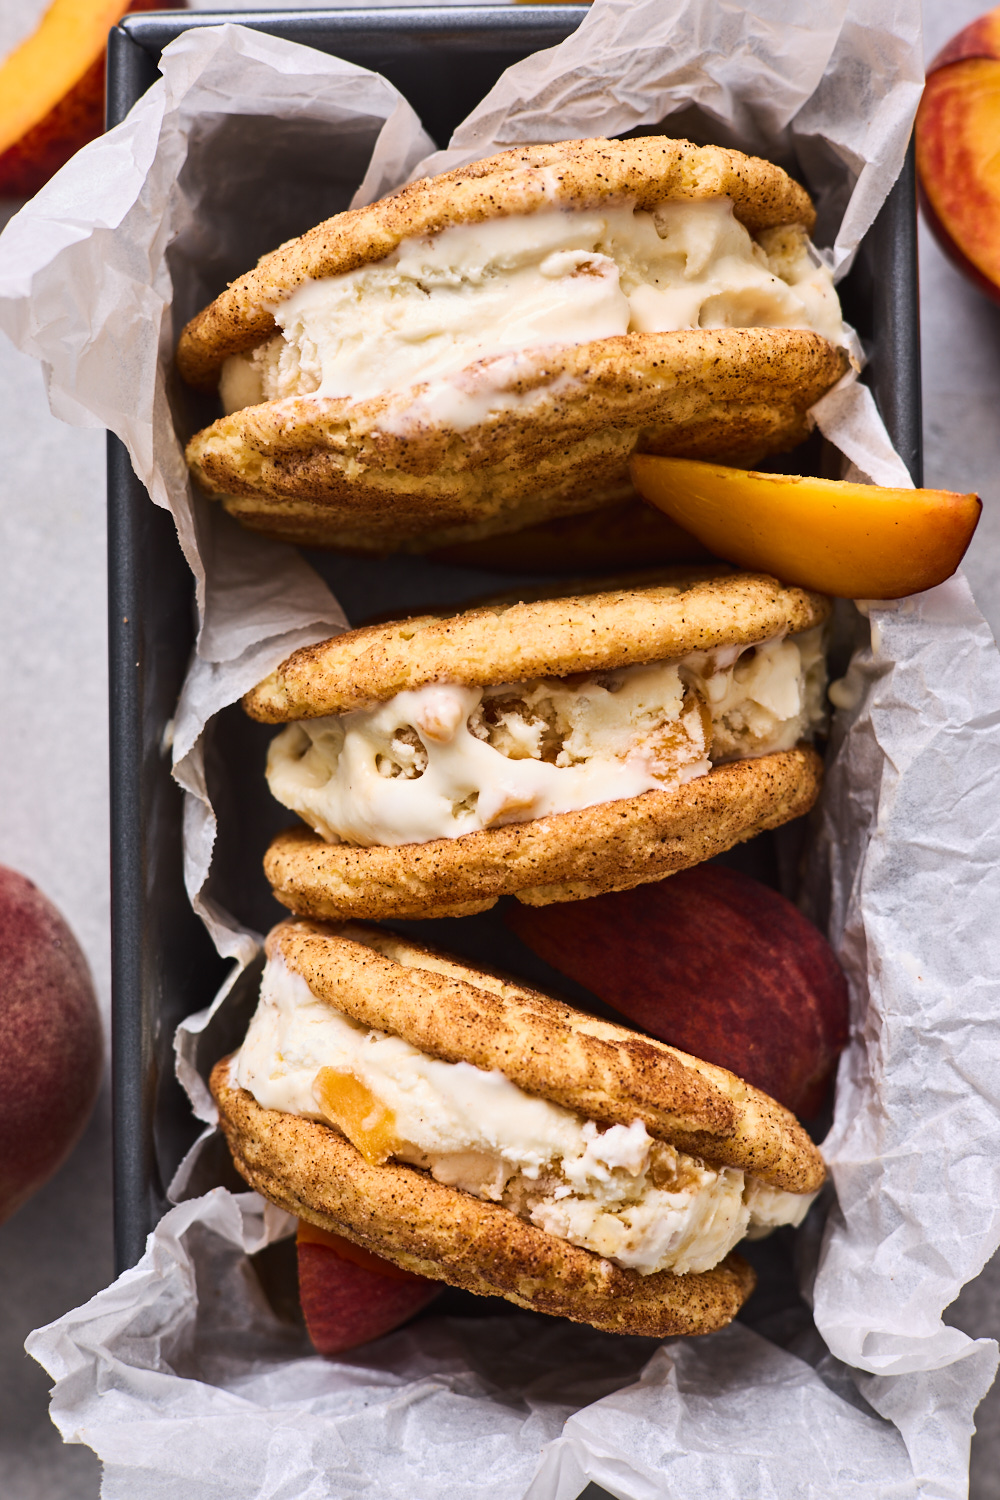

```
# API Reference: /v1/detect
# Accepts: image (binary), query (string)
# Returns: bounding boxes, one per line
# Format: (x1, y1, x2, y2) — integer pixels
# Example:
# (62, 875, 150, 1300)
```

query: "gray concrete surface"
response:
(2, 2, 1000, 1495)
(917, 61, 1000, 1500)
(0, 247, 111, 1496)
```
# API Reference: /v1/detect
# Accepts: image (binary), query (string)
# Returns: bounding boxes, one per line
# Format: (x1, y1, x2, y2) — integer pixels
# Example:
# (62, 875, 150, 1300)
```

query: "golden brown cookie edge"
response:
(211, 1061, 757, 1338)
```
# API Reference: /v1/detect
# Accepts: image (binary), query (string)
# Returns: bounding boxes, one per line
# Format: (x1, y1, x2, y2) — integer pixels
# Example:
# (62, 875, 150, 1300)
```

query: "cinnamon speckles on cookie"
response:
(177, 137, 844, 552)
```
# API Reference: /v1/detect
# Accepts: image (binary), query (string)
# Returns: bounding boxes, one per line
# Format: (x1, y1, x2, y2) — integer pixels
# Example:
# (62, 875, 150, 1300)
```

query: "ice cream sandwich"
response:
(211, 919, 826, 1338)
(244, 571, 830, 921)
(179, 136, 849, 553)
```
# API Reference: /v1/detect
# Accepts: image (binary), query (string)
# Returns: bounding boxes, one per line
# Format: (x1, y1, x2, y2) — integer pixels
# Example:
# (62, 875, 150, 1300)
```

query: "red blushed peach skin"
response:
(0, 867, 102, 1223)
(916, 6, 1000, 305)
(297, 1219, 432, 1283)
(506, 866, 848, 1121)
(630, 454, 981, 600)
(296, 1220, 440, 1355)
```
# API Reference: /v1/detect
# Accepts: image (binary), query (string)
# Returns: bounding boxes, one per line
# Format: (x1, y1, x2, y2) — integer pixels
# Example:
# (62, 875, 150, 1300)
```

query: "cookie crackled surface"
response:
(247, 573, 830, 919)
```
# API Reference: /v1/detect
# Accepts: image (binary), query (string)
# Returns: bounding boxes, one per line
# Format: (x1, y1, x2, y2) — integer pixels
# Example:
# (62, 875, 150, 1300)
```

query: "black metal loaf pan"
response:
(106, 6, 922, 1275)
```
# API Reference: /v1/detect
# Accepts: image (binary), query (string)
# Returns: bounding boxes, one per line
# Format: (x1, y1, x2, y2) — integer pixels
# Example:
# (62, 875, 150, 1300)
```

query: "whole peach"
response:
(0, 867, 102, 1223)
(916, 5, 1000, 305)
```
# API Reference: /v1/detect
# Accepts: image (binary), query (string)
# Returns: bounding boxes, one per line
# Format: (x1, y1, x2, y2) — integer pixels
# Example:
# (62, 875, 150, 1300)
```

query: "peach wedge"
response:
(0, 0, 165, 198)
(629, 455, 981, 599)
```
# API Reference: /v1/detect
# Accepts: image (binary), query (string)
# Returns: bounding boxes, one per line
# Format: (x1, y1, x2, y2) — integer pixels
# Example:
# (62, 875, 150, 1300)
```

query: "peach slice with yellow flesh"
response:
(0, 0, 168, 198)
(312, 1067, 401, 1166)
(915, 5, 1000, 305)
(629, 454, 980, 599)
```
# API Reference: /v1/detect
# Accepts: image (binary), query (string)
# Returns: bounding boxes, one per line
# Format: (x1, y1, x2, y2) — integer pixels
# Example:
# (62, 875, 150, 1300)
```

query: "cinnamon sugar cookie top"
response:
(243, 571, 831, 722)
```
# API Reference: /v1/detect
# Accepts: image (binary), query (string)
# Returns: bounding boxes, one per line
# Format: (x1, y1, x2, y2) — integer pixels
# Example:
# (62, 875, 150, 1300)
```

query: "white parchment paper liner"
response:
(3, 2, 1000, 1495)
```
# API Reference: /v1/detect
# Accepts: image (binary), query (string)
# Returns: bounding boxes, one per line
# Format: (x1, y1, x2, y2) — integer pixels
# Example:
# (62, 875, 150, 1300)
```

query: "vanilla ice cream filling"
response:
(266, 628, 826, 848)
(234, 951, 816, 1276)
(219, 200, 846, 417)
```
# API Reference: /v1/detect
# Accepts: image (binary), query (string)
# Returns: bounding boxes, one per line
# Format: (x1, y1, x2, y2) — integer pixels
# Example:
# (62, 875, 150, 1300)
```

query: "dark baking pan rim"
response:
(106, 6, 921, 1274)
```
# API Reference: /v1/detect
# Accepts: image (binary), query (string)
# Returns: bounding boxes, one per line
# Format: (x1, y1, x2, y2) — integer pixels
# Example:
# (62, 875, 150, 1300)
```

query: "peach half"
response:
(915, 5, 1000, 304)
(629, 454, 980, 599)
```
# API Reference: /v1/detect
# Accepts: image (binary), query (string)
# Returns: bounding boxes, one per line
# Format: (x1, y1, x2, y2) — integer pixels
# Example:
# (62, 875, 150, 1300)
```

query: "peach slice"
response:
(312, 1067, 400, 1166)
(629, 454, 981, 599)
(0, 0, 167, 198)
(916, 6, 1000, 305)
(506, 865, 848, 1120)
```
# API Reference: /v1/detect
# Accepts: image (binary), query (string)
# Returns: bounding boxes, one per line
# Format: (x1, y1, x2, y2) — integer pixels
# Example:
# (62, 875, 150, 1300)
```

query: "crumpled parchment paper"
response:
(15, 1188, 931, 1500)
(4, 2, 1000, 1496)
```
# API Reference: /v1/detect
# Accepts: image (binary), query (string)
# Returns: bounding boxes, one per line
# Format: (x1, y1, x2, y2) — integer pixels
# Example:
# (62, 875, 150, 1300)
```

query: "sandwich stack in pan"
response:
(175, 136, 975, 1348)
